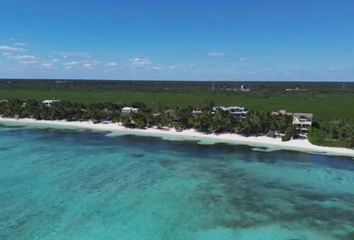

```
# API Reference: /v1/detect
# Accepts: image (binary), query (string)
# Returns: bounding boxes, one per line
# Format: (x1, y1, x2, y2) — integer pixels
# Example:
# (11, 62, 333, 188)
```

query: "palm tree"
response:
(175, 106, 193, 129)
(120, 114, 132, 127)
(240, 117, 252, 136)
(160, 112, 173, 129)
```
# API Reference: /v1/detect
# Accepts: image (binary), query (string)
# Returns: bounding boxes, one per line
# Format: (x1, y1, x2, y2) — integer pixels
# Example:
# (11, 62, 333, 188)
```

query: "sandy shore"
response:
(1, 117, 354, 157)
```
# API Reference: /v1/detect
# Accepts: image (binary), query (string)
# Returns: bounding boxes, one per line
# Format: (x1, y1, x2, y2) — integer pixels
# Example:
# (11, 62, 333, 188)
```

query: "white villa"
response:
(121, 107, 139, 114)
(292, 113, 313, 131)
(42, 99, 61, 106)
(192, 110, 203, 115)
(213, 106, 248, 118)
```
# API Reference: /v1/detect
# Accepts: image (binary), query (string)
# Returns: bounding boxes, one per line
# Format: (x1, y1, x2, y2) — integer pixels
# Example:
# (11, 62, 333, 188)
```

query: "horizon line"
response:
(1, 78, 354, 83)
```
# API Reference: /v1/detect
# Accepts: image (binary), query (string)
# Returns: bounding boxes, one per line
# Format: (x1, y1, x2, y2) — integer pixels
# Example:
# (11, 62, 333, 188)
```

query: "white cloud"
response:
(0, 46, 26, 52)
(238, 58, 249, 62)
(107, 62, 118, 67)
(10, 38, 16, 41)
(14, 43, 28, 46)
(170, 65, 181, 69)
(201, 62, 215, 67)
(52, 59, 60, 62)
(2, 53, 12, 56)
(82, 63, 94, 69)
(190, 63, 197, 66)
(52, 52, 91, 58)
(150, 67, 163, 70)
(7, 55, 35, 60)
(62, 61, 80, 66)
(42, 63, 53, 67)
(19, 61, 38, 65)
(328, 67, 342, 71)
(208, 52, 225, 57)
(3, 67, 16, 71)
(129, 58, 151, 68)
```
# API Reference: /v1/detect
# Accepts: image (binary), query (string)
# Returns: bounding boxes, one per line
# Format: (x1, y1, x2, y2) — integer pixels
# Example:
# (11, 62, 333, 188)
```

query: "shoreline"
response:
(1, 117, 354, 158)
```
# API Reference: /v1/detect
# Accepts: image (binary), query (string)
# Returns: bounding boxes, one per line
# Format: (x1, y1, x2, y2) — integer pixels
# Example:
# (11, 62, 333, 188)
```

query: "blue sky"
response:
(1, 0, 354, 81)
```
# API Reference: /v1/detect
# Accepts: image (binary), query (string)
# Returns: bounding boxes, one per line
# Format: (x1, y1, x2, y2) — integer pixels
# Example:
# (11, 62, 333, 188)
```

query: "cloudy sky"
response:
(0, 0, 354, 81)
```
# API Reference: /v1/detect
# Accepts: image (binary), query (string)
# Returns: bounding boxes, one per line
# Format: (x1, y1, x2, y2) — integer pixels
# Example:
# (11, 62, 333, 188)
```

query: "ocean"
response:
(0, 124, 354, 240)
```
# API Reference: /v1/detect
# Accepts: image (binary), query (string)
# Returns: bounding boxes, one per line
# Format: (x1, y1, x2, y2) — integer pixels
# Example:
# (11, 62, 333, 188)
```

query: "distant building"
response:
(42, 99, 61, 106)
(286, 87, 307, 91)
(271, 110, 293, 116)
(240, 85, 250, 92)
(121, 107, 139, 114)
(292, 113, 313, 131)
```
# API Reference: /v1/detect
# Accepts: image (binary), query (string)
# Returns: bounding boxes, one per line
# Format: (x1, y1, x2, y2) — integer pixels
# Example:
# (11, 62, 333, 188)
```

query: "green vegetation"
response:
(0, 90, 354, 120)
(0, 98, 295, 135)
(1, 79, 354, 121)
(281, 135, 291, 142)
(1, 79, 354, 94)
(1, 97, 353, 149)
(1, 80, 353, 148)
(308, 120, 354, 148)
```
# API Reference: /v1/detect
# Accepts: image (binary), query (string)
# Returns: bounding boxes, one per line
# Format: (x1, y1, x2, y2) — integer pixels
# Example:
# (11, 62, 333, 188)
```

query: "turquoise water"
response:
(1, 125, 354, 240)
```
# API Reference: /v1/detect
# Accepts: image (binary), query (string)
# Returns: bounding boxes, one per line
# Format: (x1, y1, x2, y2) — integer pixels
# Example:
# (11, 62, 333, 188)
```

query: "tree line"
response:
(1, 79, 353, 94)
(0, 98, 353, 148)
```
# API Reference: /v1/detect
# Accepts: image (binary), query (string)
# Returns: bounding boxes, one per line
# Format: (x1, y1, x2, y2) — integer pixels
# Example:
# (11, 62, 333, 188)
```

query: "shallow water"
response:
(0, 126, 354, 240)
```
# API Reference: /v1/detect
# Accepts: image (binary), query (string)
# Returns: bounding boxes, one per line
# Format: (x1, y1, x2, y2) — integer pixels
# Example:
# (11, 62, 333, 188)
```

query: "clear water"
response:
(1, 124, 354, 240)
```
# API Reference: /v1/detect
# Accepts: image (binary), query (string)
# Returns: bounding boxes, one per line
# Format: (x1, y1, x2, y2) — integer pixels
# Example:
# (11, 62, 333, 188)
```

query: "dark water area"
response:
(0, 126, 354, 240)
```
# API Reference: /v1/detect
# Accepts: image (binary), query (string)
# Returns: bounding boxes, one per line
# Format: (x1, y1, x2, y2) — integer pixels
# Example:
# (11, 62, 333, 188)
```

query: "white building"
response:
(121, 107, 139, 114)
(271, 110, 293, 116)
(192, 110, 203, 115)
(42, 99, 61, 106)
(292, 113, 313, 131)
(240, 85, 250, 92)
(213, 106, 248, 118)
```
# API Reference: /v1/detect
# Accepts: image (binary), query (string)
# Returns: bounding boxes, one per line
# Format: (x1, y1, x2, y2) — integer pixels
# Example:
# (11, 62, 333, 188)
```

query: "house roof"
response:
(293, 113, 313, 117)
(165, 109, 175, 114)
(272, 110, 293, 116)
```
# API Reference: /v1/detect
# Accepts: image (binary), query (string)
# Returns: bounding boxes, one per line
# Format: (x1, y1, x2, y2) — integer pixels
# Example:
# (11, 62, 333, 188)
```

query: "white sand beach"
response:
(1, 117, 354, 157)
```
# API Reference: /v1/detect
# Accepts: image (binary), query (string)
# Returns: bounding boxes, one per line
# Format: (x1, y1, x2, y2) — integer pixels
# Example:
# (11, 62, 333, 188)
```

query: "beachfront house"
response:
(121, 107, 139, 115)
(42, 99, 61, 106)
(228, 106, 248, 118)
(213, 106, 248, 118)
(292, 113, 313, 131)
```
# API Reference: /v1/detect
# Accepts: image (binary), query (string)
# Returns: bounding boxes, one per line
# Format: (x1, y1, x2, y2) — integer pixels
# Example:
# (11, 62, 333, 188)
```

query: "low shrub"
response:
(307, 129, 326, 145)
(281, 135, 291, 142)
